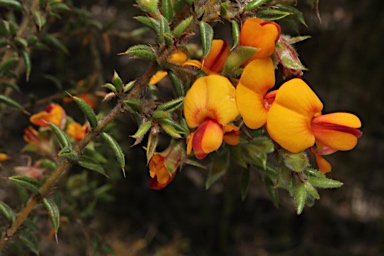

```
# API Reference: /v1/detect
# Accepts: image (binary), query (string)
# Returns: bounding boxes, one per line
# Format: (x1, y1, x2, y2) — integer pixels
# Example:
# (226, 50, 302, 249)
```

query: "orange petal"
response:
(312, 126, 359, 151)
(66, 121, 88, 141)
(202, 39, 230, 74)
(310, 149, 332, 174)
(240, 18, 280, 59)
(184, 75, 238, 128)
(236, 83, 267, 129)
(0, 153, 9, 161)
(312, 112, 361, 128)
(223, 124, 240, 146)
(30, 104, 66, 129)
(274, 78, 323, 116)
(267, 103, 315, 153)
(192, 120, 223, 159)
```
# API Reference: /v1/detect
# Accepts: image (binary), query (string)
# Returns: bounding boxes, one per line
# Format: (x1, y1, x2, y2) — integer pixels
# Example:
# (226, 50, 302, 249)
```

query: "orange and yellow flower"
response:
(66, 121, 89, 141)
(240, 18, 280, 60)
(30, 103, 66, 129)
(266, 78, 362, 172)
(236, 57, 276, 129)
(184, 75, 239, 159)
(148, 141, 185, 190)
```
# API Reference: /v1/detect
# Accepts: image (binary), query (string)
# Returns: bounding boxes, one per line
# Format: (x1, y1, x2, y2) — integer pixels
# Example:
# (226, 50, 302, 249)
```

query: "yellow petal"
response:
(274, 78, 323, 116)
(267, 103, 315, 153)
(236, 82, 267, 129)
(312, 112, 361, 128)
(168, 49, 188, 65)
(239, 57, 275, 94)
(183, 59, 202, 69)
(184, 75, 238, 128)
(198, 120, 223, 154)
(149, 71, 168, 85)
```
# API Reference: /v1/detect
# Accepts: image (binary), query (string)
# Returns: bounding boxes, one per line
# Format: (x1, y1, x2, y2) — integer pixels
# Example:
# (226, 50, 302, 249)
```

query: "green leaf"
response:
(101, 132, 125, 173)
(168, 70, 185, 97)
(43, 34, 69, 54)
(73, 96, 98, 128)
(205, 151, 229, 189)
(282, 150, 309, 172)
(32, 10, 47, 30)
(304, 181, 320, 200)
(256, 8, 292, 21)
(0, 81, 20, 92)
(146, 128, 159, 163)
(199, 21, 214, 57)
(112, 70, 123, 92)
(295, 182, 306, 214)
(231, 20, 239, 50)
(172, 16, 193, 37)
(277, 4, 306, 25)
(265, 176, 279, 207)
(160, 121, 182, 138)
(0, 56, 19, 74)
(159, 15, 172, 45)
(308, 177, 343, 189)
(157, 97, 184, 112)
(245, 0, 268, 11)
(42, 198, 60, 235)
(121, 44, 156, 62)
(0, 95, 29, 114)
(48, 122, 72, 149)
(240, 169, 251, 201)
(14, 37, 28, 48)
(222, 46, 258, 76)
(0, 0, 22, 10)
(134, 16, 160, 32)
(78, 158, 108, 177)
(162, 0, 173, 22)
(0, 201, 16, 224)
(20, 50, 31, 81)
(131, 120, 152, 139)
(19, 230, 39, 254)
(9, 176, 41, 194)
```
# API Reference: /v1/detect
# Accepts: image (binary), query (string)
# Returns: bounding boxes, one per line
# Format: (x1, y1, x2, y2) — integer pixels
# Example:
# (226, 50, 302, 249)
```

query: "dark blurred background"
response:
(2, 0, 384, 255)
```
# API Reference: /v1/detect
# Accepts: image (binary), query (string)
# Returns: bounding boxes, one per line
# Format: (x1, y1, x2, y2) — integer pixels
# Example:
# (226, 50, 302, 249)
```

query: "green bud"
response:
(135, 0, 159, 14)
(152, 110, 169, 119)
(282, 150, 309, 172)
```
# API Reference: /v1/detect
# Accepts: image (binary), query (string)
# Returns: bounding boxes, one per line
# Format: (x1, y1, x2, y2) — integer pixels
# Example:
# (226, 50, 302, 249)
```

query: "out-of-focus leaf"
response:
(205, 151, 229, 189)
(0, 201, 16, 224)
(32, 10, 46, 30)
(19, 230, 39, 254)
(162, 0, 173, 22)
(0, 95, 29, 114)
(240, 168, 251, 200)
(78, 157, 108, 177)
(9, 176, 41, 194)
(0, 0, 22, 10)
(43, 34, 69, 54)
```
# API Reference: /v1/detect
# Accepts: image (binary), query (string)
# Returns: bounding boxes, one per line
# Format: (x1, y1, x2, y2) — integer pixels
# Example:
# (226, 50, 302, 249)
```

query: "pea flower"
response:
(66, 121, 89, 141)
(240, 18, 280, 60)
(266, 78, 362, 172)
(184, 75, 239, 159)
(30, 103, 66, 129)
(23, 126, 54, 156)
(149, 49, 189, 85)
(148, 141, 185, 190)
(236, 57, 276, 129)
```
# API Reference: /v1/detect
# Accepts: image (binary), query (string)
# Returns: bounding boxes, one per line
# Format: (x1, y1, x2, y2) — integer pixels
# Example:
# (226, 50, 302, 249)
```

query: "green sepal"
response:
(9, 176, 41, 194)
(121, 44, 156, 62)
(205, 151, 229, 189)
(295, 182, 306, 214)
(199, 21, 214, 57)
(42, 198, 60, 235)
(0, 201, 16, 224)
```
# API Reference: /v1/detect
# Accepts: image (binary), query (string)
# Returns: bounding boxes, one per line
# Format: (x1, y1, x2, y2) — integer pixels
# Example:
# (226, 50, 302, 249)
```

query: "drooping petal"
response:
(240, 18, 280, 59)
(267, 104, 315, 153)
(273, 78, 323, 116)
(192, 120, 223, 159)
(223, 124, 240, 146)
(236, 57, 275, 129)
(184, 75, 238, 128)
(310, 148, 332, 174)
(202, 39, 230, 74)
(30, 104, 66, 129)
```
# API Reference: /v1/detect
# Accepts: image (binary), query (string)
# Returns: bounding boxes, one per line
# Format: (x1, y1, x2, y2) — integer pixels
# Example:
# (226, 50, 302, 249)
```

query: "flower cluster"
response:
(149, 17, 362, 189)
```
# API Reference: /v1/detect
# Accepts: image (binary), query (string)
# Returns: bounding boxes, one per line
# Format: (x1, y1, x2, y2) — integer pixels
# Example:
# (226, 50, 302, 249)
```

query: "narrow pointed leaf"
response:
(0, 201, 16, 224)
(0, 95, 29, 114)
(172, 16, 193, 37)
(162, 0, 173, 22)
(245, 0, 268, 11)
(146, 128, 159, 163)
(168, 70, 185, 97)
(112, 71, 123, 92)
(9, 176, 41, 194)
(42, 198, 60, 234)
(307, 177, 343, 189)
(231, 20, 239, 50)
(78, 158, 108, 177)
(73, 96, 98, 128)
(160, 122, 182, 138)
(32, 10, 47, 30)
(295, 182, 306, 214)
(304, 181, 320, 200)
(0, 0, 22, 10)
(121, 44, 156, 62)
(256, 8, 292, 20)
(44, 34, 69, 54)
(131, 121, 152, 139)
(134, 16, 160, 32)
(48, 122, 72, 149)
(199, 21, 214, 57)
(157, 97, 184, 111)
(101, 132, 125, 171)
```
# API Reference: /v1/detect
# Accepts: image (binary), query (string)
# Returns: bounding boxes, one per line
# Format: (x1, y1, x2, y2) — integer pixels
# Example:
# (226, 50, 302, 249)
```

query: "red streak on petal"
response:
(311, 122, 362, 138)
(263, 90, 277, 111)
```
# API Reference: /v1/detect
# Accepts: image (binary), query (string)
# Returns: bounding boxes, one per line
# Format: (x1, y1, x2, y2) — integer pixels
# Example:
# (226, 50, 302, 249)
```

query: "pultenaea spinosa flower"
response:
(240, 18, 280, 60)
(148, 141, 185, 190)
(184, 75, 239, 159)
(236, 57, 276, 129)
(266, 78, 362, 173)
(66, 121, 89, 141)
(30, 103, 66, 129)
